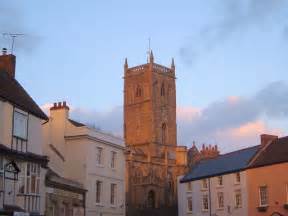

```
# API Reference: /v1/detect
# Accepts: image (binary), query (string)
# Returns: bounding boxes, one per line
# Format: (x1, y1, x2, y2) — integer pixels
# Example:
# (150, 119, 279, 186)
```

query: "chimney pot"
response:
(2, 48, 7, 55)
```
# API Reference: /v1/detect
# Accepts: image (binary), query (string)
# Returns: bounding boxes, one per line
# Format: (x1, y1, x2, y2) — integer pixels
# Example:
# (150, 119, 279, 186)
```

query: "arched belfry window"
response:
(162, 123, 167, 145)
(161, 83, 165, 96)
(136, 85, 142, 97)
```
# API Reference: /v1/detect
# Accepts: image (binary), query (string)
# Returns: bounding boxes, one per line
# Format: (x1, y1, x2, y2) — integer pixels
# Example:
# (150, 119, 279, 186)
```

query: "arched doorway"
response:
(147, 190, 155, 208)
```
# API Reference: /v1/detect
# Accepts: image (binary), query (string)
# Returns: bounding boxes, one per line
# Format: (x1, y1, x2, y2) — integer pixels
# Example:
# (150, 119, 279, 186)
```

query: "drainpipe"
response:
(208, 178, 212, 216)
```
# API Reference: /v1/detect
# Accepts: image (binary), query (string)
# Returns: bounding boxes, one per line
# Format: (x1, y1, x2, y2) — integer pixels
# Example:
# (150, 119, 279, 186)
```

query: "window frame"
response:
(110, 151, 117, 169)
(217, 176, 223, 187)
(202, 194, 209, 211)
(95, 180, 102, 204)
(110, 183, 117, 206)
(217, 192, 224, 209)
(259, 186, 268, 207)
(234, 189, 242, 208)
(96, 147, 103, 166)
(187, 196, 193, 213)
(202, 179, 208, 190)
(13, 110, 28, 140)
(187, 182, 192, 192)
(235, 172, 241, 184)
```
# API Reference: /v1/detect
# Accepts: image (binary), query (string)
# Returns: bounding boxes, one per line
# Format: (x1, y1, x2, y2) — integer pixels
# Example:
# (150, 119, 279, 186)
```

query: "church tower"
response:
(124, 52, 187, 215)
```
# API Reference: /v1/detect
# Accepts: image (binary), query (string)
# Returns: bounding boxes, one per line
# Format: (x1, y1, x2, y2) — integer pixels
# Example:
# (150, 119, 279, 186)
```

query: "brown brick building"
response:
(124, 52, 187, 215)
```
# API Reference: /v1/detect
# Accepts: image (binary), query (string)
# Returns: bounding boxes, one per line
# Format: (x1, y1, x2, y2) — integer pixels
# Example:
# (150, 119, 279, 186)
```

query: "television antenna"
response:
(2, 33, 25, 54)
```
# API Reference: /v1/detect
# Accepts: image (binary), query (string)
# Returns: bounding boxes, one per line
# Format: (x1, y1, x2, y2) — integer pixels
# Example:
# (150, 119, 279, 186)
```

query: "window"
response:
(259, 186, 268, 206)
(0, 157, 3, 191)
(110, 183, 117, 205)
(96, 147, 103, 165)
(96, 180, 102, 203)
(202, 194, 209, 211)
(187, 197, 193, 212)
(187, 182, 192, 192)
(18, 162, 40, 195)
(161, 123, 167, 145)
(217, 192, 224, 209)
(12, 110, 28, 152)
(217, 176, 223, 186)
(161, 83, 165, 96)
(111, 151, 117, 169)
(202, 179, 208, 189)
(136, 85, 142, 97)
(286, 183, 288, 204)
(235, 172, 241, 184)
(235, 189, 242, 208)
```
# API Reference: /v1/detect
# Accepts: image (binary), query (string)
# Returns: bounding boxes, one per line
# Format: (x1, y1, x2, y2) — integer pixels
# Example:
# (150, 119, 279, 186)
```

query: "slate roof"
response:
(249, 136, 288, 168)
(68, 119, 86, 127)
(0, 70, 47, 120)
(181, 145, 260, 183)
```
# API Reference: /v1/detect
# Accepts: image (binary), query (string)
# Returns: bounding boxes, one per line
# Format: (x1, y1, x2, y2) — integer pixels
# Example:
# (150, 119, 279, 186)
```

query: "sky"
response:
(2, 0, 288, 152)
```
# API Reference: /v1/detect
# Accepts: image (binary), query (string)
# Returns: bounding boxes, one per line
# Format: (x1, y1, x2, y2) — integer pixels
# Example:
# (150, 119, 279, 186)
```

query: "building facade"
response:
(178, 145, 260, 216)
(43, 102, 125, 216)
(0, 49, 48, 215)
(247, 135, 288, 216)
(124, 52, 187, 215)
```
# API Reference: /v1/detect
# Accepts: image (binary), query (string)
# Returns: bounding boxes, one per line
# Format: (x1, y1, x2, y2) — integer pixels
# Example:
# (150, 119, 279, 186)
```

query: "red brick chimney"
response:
(0, 48, 16, 78)
(260, 134, 278, 146)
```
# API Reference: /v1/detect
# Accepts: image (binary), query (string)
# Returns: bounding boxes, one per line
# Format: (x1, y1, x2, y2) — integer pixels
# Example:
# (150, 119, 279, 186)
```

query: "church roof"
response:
(181, 145, 260, 183)
(0, 70, 48, 120)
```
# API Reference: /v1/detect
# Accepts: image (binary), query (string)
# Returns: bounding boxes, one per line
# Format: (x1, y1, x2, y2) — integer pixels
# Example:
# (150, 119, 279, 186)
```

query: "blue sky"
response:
(2, 0, 288, 151)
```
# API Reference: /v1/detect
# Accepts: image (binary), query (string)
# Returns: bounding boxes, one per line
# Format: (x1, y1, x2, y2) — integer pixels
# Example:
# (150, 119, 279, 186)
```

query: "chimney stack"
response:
(0, 48, 16, 78)
(260, 134, 278, 147)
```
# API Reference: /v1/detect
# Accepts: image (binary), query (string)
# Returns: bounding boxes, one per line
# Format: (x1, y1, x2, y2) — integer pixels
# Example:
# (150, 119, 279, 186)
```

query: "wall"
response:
(178, 171, 248, 216)
(247, 163, 288, 216)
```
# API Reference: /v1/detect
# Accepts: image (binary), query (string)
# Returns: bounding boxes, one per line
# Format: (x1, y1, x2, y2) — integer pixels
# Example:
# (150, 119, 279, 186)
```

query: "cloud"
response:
(0, 4, 41, 53)
(41, 81, 288, 153)
(180, 0, 288, 65)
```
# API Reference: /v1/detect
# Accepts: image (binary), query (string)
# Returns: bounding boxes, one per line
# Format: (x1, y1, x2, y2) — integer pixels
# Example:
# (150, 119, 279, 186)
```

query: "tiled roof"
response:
(249, 136, 288, 168)
(0, 70, 47, 120)
(181, 145, 260, 183)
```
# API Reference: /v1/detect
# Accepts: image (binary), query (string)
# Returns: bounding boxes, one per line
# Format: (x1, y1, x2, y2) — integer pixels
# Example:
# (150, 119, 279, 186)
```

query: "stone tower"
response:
(124, 51, 187, 215)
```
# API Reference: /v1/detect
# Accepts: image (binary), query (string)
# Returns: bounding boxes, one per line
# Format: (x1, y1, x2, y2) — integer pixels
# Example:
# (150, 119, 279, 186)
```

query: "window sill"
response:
(110, 204, 117, 208)
(234, 206, 242, 209)
(95, 164, 104, 168)
(95, 203, 104, 207)
(216, 185, 224, 189)
(257, 205, 268, 212)
(200, 188, 208, 192)
(202, 209, 209, 212)
(216, 208, 224, 211)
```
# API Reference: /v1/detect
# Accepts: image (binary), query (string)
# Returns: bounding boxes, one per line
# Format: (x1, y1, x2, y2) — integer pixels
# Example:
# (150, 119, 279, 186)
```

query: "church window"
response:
(161, 123, 167, 145)
(136, 85, 142, 97)
(161, 83, 165, 96)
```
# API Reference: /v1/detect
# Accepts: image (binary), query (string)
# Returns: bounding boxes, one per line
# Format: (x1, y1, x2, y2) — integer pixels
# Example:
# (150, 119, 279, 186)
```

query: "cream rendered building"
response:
(43, 102, 125, 216)
(0, 49, 48, 215)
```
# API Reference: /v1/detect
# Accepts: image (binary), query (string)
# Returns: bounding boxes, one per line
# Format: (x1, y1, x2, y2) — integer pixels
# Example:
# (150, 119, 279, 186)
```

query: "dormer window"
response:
(13, 110, 28, 139)
(136, 85, 142, 97)
(12, 109, 28, 152)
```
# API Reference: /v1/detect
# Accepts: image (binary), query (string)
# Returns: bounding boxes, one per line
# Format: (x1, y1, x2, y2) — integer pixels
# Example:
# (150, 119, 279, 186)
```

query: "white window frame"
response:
(259, 186, 268, 207)
(235, 189, 242, 208)
(110, 183, 117, 206)
(0, 157, 3, 192)
(110, 151, 117, 169)
(13, 110, 28, 140)
(217, 176, 223, 187)
(202, 194, 209, 211)
(96, 147, 103, 165)
(235, 172, 241, 184)
(187, 182, 192, 192)
(95, 180, 102, 204)
(202, 179, 208, 190)
(217, 192, 224, 209)
(187, 196, 193, 213)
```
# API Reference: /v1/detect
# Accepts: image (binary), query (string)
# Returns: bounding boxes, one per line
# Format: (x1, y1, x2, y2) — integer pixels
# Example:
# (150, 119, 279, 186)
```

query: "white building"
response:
(42, 102, 125, 216)
(0, 49, 48, 215)
(178, 146, 259, 216)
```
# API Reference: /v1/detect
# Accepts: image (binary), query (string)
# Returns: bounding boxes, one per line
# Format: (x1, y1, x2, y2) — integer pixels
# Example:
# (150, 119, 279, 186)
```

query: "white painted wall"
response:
(178, 171, 248, 216)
